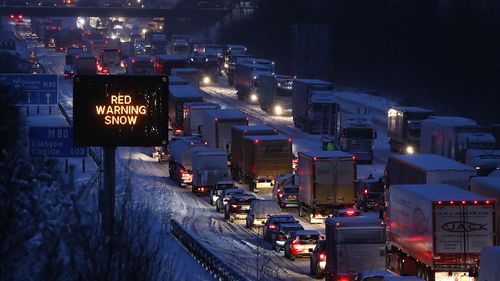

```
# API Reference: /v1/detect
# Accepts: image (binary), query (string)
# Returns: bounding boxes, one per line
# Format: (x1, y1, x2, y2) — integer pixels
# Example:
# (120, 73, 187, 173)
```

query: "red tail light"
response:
(198, 187, 205, 192)
(291, 236, 300, 245)
(230, 204, 238, 209)
(276, 234, 285, 241)
(346, 210, 356, 216)
(279, 193, 284, 198)
(338, 277, 350, 281)
(269, 224, 276, 229)
(319, 253, 326, 261)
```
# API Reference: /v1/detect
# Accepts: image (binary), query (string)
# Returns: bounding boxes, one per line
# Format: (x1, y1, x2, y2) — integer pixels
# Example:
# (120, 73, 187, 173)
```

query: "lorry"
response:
(168, 84, 203, 136)
(190, 147, 231, 194)
(297, 150, 357, 223)
(258, 74, 294, 116)
(171, 68, 201, 87)
(74, 55, 97, 75)
(235, 63, 274, 102)
(183, 102, 220, 136)
(148, 32, 167, 54)
(155, 54, 188, 75)
(200, 109, 249, 153)
(292, 79, 341, 135)
(386, 184, 495, 281)
(385, 154, 476, 190)
(478, 246, 500, 281)
(324, 215, 386, 281)
(126, 55, 155, 75)
(188, 53, 219, 85)
(387, 106, 434, 154)
(421, 116, 500, 176)
(470, 177, 500, 245)
(241, 135, 292, 192)
(225, 54, 253, 85)
(230, 125, 278, 182)
(100, 48, 122, 74)
(168, 136, 207, 186)
(338, 115, 377, 163)
(171, 35, 190, 57)
(223, 44, 247, 76)
(65, 47, 84, 65)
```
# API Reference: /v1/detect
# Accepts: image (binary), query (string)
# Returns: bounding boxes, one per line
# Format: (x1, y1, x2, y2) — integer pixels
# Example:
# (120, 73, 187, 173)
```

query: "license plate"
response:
(241, 205, 250, 210)
(287, 195, 297, 200)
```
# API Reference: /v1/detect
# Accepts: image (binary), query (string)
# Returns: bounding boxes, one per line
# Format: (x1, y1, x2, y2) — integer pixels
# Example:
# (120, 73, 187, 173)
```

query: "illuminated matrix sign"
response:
(73, 75, 168, 146)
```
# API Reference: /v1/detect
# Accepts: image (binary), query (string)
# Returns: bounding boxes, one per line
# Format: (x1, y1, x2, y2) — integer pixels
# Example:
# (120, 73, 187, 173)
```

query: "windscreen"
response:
(284, 187, 299, 194)
(298, 234, 320, 244)
(282, 226, 303, 233)
(217, 184, 234, 190)
(336, 228, 385, 244)
(235, 198, 254, 205)
(274, 217, 296, 223)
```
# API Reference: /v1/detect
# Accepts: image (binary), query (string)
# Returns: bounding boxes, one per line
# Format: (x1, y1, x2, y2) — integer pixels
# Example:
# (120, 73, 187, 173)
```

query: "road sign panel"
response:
(29, 127, 88, 158)
(0, 74, 58, 105)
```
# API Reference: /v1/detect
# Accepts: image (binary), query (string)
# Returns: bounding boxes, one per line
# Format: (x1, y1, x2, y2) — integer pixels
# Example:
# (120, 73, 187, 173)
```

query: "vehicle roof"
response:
(292, 230, 321, 236)
(226, 44, 246, 49)
(172, 67, 199, 73)
(310, 92, 337, 103)
(230, 193, 256, 200)
(168, 76, 188, 85)
(299, 150, 353, 159)
(422, 116, 477, 127)
(270, 213, 294, 218)
(232, 125, 276, 133)
(390, 154, 475, 172)
(390, 106, 433, 113)
(294, 78, 332, 85)
(326, 215, 383, 227)
(192, 147, 227, 156)
(252, 58, 273, 64)
(202, 109, 248, 120)
(471, 176, 500, 189)
(224, 188, 243, 194)
(391, 184, 491, 201)
(157, 54, 185, 60)
(184, 101, 218, 108)
(243, 135, 289, 141)
(279, 223, 303, 228)
(217, 179, 234, 185)
(169, 85, 203, 98)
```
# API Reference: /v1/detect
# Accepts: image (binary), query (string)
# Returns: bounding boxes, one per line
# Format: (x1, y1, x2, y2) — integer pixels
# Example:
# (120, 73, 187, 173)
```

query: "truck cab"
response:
(387, 106, 434, 154)
(339, 116, 377, 163)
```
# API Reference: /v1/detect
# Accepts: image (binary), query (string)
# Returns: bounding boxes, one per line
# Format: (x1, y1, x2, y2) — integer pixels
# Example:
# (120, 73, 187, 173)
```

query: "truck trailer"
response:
(297, 150, 357, 223)
(421, 116, 500, 176)
(168, 136, 207, 186)
(168, 84, 203, 136)
(230, 125, 278, 181)
(171, 67, 201, 87)
(339, 115, 377, 163)
(242, 135, 292, 192)
(234, 63, 273, 102)
(385, 154, 476, 190)
(324, 215, 386, 281)
(182, 102, 220, 136)
(387, 106, 434, 154)
(386, 184, 495, 281)
(292, 79, 340, 135)
(200, 109, 249, 153)
(258, 74, 294, 116)
(191, 147, 231, 194)
(478, 246, 500, 281)
(74, 55, 97, 75)
(470, 177, 500, 245)
(155, 54, 188, 75)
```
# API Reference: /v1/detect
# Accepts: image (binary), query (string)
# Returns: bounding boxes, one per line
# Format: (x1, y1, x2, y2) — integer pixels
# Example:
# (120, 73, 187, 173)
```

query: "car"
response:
(262, 213, 298, 242)
(224, 194, 256, 222)
(284, 230, 322, 261)
(276, 184, 299, 208)
(245, 199, 281, 229)
(309, 240, 326, 279)
(63, 65, 75, 79)
(209, 180, 235, 206)
(215, 188, 244, 213)
(271, 223, 304, 251)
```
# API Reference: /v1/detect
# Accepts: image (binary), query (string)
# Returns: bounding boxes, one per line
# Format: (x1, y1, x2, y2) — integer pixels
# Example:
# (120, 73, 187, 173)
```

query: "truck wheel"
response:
(224, 212, 230, 220)
(209, 196, 214, 206)
(192, 186, 196, 193)
(229, 216, 234, 223)
(216, 203, 220, 213)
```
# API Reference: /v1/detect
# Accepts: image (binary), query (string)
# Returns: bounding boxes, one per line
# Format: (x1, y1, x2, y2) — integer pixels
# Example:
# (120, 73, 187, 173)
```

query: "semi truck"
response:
(155, 54, 188, 75)
(74, 55, 97, 75)
(126, 55, 155, 75)
(100, 48, 122, 73)
(230, 125, 278, 181)
(168, 84, 203, 136)
(297, 151, 357, 223)
(200, 109, 249, 153)
(258, 74, 294, 116)
(324, 215, 386, 281)
(225, 53, 252, 85)
(171, 68, 201, 87)
(183, 102, 220, 136)
(385, 154, 476, 190)
(65, 47, 84, 65)
(339, 115, 377, 164)
(387, 106, 434, 154)
(292, 79, 340, 135)
(168, 136, 207, 186)
(223, 44, 247, 75)
(235, 63, 273, 102)
(148, 32, 167, 54)
(241, 135, 292, 192)
(421, 116, 500, 176)
(470, 177, 500, 245)
(191, 147, 231, 194)
(386, 184, 495, 281)
(171, 35, 190, 57)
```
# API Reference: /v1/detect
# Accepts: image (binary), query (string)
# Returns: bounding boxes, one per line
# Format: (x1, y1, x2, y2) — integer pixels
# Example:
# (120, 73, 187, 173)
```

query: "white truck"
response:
(297, 150, 357, 223)
(324, 215, 386, 281)
(421, 116, 500, 176)
(470, 176, 500, 245)
(478, 246, 500, 281)
(386, 184, 495, 281)
(258, 73, 294, 116)
(168, 136, 207, 187)
(200, 109, 249, 153)
(385, 154, 476, 190)
(182, 102, 220, 136)
(339, 115, 377, 164)
(190, 147, 231, 194)
(171, 67, 201, 88)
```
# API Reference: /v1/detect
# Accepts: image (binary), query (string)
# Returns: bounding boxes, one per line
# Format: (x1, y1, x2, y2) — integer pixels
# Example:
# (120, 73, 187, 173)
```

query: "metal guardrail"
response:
(170, 219, 247, 281)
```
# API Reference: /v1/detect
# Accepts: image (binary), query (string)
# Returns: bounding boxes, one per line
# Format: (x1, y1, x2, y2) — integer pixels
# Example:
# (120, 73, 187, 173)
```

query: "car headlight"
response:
(250, 94, 258, 102)
(274, 105, 283, 115)
(202, 76, 211, 85)
(406, 146, 415, 154)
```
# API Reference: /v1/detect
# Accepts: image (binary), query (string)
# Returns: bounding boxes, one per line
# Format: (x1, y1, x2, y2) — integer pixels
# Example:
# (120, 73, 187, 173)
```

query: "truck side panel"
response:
(215, 120, 248, 150)
(471, 178, 500, 245)
(425, 170, 474, 190)
(387, 157, 426, 186)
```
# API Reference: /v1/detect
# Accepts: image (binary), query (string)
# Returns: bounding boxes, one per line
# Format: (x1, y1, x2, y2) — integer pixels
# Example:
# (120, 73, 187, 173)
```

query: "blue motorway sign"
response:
(29, 127, 88, 158)
(0, 74, 58, 105)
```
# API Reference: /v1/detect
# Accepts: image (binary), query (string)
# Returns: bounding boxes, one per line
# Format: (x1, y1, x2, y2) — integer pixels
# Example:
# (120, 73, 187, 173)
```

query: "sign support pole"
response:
(102, 146, 116, 235)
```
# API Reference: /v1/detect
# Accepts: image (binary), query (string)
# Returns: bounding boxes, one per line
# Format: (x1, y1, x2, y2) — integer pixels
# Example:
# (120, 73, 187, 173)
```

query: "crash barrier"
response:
(170, 219, 246, 281)
(334, 91, 396, 127)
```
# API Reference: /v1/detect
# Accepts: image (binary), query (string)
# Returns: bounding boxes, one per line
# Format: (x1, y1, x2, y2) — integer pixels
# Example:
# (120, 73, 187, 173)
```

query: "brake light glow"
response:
(364, 189, 368, 194)
(230, 204, 238, 209)
(319, 253, 326, 261)
(279, 193, 284, 198)
(486, 200, 491, 204)
(461, 200, 466, 205)
(352, 155, 356, 161)
(473, 200, 478, 204)
(277, 234, 285, 240)
(346, 210, 355, 216)
(269, 224, 276, 229)
(255, 139, 259, 144)
(291, 236, 300, 245)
